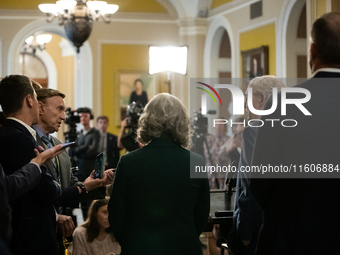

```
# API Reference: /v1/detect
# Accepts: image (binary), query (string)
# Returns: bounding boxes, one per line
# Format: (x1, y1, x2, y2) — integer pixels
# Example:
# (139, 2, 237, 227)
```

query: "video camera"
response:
(191, 109, 216, 158)
(64, 108, 80, 142)
(192, 111, 208, 136)
(121, 101, 144, 152)
(125, 101, 144, 127)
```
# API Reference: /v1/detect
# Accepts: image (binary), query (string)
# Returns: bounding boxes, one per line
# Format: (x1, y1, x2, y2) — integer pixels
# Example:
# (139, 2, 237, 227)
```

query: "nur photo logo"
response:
(195, 80, 312, 128)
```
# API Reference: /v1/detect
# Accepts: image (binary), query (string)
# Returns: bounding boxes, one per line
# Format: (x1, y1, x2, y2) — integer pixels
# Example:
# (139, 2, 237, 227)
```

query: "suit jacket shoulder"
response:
(0, 120, 38, 174)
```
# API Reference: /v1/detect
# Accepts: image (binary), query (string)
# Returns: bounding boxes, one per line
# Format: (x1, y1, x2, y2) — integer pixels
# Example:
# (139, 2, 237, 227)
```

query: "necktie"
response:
(41, 136, 60, 179)
(100, 134, 105, 153)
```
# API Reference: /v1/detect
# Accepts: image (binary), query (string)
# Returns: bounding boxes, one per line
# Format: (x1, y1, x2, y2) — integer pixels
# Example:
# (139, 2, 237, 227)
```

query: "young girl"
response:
(69, 199, 121, 255)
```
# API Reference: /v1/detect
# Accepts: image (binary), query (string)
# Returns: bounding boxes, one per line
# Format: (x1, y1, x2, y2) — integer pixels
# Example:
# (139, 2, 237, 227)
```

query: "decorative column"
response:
(176, 17, 207, 114)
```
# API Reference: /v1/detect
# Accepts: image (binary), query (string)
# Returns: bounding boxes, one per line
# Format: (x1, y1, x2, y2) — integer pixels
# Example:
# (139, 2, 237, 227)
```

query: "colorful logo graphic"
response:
(196, 82, 222, 106)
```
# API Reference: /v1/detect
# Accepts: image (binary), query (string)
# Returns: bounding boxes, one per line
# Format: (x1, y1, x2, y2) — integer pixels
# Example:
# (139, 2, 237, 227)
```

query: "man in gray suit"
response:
(32, 88, 114, 237)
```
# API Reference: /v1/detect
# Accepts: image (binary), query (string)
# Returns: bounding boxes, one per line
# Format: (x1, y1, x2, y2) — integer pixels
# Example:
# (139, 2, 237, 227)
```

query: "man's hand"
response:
(121, 118, 128, 131)
(57, 214, 75, 237)
(83, 168, 115, 192)
(31, 144, 64, 166)
(102, 169, 115, 186)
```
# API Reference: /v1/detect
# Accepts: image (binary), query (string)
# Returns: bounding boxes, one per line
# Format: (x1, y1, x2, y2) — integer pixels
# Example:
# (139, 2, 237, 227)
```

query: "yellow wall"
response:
(240, 23, 276, 77)
(211, 0, 233, 10)
(113, 0, 167, 13)
(101, 44, 149, 135)
(316, 0, 327, 18)
(45, 34, 75, 109)
(45, 34, 75, 140)
(0, 0, 167, 13)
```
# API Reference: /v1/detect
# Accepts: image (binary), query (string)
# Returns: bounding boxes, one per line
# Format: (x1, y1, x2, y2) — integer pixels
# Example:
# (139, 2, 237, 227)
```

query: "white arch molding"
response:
(35, 50, 57, 90)
(7, 19, 93, 109)
(204, 15, 235, 78)
(276, 0, 306, 78)
(203, 16, 235, 134)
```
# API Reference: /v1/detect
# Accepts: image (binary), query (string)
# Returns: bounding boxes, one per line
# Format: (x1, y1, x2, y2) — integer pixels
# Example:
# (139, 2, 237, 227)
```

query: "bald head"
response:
(311, 12, 340, 66)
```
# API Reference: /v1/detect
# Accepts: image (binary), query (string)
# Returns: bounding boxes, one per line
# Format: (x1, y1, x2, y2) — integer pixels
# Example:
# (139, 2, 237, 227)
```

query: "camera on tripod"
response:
(64, 108, 80, 125)
(64, 108, 80, 143)
(192, 109, 217, 135)
(191, 109, 216, 160)
(193, 111, 208, 136)
(121, 101, 144, 152)
(125, 101, 144, 127)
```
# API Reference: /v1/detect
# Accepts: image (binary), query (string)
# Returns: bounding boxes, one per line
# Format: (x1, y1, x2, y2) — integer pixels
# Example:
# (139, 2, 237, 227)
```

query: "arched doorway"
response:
(204, 16, 234, 135)
(7, 19, 93, 109)
(286, 2, 307, 79)
(276, 0, 306, 79)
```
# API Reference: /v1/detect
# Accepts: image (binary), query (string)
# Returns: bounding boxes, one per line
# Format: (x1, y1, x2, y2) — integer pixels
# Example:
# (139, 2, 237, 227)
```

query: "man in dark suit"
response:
(228, 76, 285, 255)
(32, 88, 114, 236)
(250, 12, 340, 255)
(96, 115, 121, 169)
(71, 107, 100, 181)
(70, 107, 101, 218)
(0, 75, 63, 254)
(0, 146, 65, 246)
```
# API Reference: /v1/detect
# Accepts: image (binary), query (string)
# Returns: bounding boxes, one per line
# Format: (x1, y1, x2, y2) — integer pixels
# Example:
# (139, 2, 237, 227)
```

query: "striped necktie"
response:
(41, 135, 59, 179)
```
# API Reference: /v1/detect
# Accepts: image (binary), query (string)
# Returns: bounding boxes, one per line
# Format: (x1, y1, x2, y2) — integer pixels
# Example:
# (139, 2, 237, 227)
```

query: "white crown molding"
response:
(0, 9, 177, 23)
(177, 17, 208, 36)
(97, 39, 178, 46)
(237, 17, 276, 33)
(157, 0, 179, 19)
(0, 9, 43, 19)
(179, 26, 207, 36)
(208, 0, 260, 19)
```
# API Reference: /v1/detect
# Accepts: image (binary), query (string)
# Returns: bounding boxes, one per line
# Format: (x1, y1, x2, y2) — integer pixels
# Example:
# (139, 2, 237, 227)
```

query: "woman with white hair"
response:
(108, 93, 210, 255)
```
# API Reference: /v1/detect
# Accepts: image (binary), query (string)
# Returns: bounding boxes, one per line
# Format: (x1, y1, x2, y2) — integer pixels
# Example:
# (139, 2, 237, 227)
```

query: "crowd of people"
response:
(0, 11, 340, 255)
(0, 74, 210, 255)
(206, 12, 340, 255)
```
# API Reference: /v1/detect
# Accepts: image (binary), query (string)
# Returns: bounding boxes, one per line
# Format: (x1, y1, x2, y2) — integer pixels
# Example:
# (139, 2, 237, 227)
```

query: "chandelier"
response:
(39, 0, 119, 53)
(23, 33, 52, 56)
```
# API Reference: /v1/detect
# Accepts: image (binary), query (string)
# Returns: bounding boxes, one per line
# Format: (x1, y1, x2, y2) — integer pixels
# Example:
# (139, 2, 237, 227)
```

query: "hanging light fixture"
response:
(23, 33, 53, 56)
(38, 0, 119, 53)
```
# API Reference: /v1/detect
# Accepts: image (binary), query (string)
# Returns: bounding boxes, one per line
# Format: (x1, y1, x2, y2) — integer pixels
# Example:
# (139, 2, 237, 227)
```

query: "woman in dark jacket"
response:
(109, 93, 210, 255)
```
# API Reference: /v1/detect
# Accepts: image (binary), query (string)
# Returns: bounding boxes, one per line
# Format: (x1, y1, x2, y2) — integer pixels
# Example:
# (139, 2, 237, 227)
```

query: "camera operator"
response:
(71, 107, 101, 182)
(117, 102, 144, 152)
(70, 107, 105, 220)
